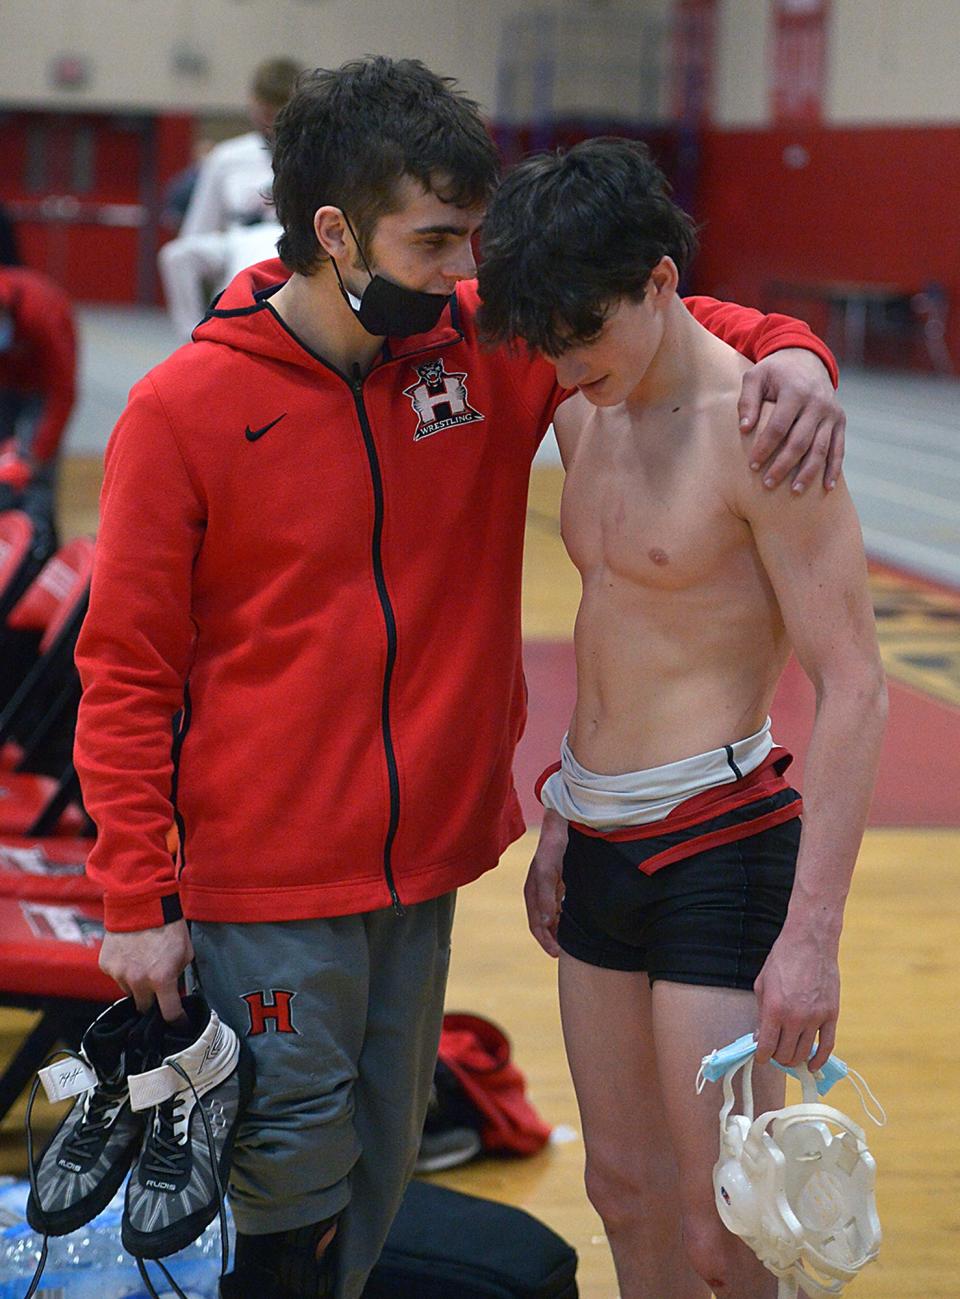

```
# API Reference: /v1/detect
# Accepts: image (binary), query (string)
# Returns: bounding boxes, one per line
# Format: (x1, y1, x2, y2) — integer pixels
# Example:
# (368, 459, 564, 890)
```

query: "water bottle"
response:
(0, 1176, 29, 1231)
(0, 1179, 232, 1298)
(0, 1216, 128, 1297)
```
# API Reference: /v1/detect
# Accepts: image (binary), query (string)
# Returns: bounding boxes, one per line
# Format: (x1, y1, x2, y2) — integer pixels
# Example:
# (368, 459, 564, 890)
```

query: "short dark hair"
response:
(251, 58, 303, 109)
(477, 137, 698, 355)
(272, 56, 500, 275)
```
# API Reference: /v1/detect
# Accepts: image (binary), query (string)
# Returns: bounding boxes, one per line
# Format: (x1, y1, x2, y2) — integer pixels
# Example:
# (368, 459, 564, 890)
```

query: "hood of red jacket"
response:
(191, 258, 466, 369)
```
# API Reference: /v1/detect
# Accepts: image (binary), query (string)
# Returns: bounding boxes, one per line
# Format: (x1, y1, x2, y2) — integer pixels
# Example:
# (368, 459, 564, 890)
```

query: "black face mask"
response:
(333, 215, 451, 338)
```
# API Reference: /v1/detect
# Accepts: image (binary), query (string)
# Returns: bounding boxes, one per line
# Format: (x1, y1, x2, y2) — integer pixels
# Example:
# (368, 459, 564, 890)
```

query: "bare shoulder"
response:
(552, 392, 596, 469)
(736, 418, 858, 547)
(693, 365, 758, 498)
(715, 396, 789, 517)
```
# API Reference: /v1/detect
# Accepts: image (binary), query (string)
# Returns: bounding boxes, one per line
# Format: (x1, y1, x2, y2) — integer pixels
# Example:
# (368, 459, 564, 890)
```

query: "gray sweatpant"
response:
(191, 892, 456, 1299)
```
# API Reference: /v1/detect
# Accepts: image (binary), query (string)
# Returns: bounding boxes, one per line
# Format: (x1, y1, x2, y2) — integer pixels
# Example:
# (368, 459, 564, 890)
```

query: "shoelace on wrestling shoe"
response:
(22, 997, 150, 1297)
(122, 995, 255, 1298)
(131, 1057, 228, 1299)
(45, 1071, 130, 1173)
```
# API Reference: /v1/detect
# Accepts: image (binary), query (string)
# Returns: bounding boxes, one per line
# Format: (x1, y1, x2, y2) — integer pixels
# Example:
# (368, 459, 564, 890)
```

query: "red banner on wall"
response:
(771, 0, 829, 125)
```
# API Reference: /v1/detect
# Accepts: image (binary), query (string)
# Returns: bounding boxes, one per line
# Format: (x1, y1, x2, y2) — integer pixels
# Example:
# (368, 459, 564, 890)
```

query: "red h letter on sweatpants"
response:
(242, 989, 298, 1035)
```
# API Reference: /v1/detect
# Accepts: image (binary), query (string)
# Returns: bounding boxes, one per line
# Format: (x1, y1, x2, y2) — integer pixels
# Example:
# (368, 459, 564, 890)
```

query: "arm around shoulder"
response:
(685, 296, 844, 490)
(684, 295, 838, 386)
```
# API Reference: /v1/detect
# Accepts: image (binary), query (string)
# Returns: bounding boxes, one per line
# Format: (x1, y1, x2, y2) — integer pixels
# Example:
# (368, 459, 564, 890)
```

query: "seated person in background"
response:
(160, 137, 214, 233)
(477, 138, 887, 1299)
(159, 56, 301, 339)
(0, 264, 77, 557)
(158, 220, 283, 342)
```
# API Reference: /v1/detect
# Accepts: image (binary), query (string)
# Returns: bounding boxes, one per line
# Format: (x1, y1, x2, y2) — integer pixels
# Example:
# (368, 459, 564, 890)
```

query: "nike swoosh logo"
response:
(245, 414, 287, 441)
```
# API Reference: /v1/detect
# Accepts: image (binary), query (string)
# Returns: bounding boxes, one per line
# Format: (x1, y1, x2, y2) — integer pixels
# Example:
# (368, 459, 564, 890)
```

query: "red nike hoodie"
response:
(73, 262, 836, 931)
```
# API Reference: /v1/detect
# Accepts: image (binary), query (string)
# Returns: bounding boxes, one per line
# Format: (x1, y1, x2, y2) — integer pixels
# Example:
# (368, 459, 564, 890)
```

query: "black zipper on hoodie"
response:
(217, 284, 466, 913)
(350, 362, 404, 916)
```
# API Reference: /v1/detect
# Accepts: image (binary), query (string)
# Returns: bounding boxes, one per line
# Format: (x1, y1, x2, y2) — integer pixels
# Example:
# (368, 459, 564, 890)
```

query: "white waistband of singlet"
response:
(540, 718, 774, 832)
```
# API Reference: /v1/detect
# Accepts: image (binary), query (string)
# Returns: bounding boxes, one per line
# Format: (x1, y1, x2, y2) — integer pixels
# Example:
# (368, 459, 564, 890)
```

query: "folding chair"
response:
(0, 510, 47, 710)
(0, 538, 94, 835)
(0, 511, 43, 622)
(0, 887, 114, 1124)
(0, 834, 101, 901)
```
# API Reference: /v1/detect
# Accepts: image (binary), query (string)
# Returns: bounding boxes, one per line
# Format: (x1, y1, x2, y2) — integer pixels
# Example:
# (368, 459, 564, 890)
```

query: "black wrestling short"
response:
(557, 788, 801, 989)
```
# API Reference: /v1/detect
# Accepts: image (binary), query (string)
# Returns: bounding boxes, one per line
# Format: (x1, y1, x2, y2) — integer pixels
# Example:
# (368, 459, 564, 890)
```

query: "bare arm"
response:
(736, 466, 887, 1070)
(552, 393, 588, 468)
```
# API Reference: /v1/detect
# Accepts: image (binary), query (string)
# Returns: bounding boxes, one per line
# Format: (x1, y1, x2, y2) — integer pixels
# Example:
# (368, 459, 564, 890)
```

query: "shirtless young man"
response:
(477, 138, 887, 1299)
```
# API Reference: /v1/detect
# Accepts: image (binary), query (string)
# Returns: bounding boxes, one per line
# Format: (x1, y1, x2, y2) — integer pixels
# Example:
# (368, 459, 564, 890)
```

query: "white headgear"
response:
(700, 1052, 884, 1298)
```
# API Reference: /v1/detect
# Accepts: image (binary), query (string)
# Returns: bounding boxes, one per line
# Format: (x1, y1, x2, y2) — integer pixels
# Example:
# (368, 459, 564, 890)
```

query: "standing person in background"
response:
(0, 264, 77, 557)
(74, 58, 847, 1299)
(159, 57, 302, 338)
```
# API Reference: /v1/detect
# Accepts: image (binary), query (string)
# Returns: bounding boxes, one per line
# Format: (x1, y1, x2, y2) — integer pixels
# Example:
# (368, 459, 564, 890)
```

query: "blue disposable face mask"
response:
(698, 1031, 850, 1096)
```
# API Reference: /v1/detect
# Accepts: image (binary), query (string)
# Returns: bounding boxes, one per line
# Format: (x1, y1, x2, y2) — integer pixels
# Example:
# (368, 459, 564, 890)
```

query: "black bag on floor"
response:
(363, 1179, 578, 1299)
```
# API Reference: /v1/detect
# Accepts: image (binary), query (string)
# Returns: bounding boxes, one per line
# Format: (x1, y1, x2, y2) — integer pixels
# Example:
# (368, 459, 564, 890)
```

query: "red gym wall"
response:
(0, 112, 192, 304)
(692, 123, 960, 361)
(681, 0, 960, 364)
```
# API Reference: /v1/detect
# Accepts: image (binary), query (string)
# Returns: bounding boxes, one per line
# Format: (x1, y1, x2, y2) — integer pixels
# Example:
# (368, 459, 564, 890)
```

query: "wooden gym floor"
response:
(1, 458, 958, 1298)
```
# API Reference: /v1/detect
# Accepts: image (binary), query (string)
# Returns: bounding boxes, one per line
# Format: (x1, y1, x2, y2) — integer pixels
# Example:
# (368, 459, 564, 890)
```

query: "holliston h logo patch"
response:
(241, 989, 299, 1035)
(403, 359, 484, 441)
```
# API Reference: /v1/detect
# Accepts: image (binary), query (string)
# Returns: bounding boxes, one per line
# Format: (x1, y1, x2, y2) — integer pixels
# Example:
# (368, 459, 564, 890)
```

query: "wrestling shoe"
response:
(123, 993, 255, 1260)
(26, 997, 148, 1237)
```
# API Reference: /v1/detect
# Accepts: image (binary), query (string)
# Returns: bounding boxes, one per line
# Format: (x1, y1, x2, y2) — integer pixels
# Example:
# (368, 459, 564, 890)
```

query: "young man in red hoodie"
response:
(71, 58, 845, 1299)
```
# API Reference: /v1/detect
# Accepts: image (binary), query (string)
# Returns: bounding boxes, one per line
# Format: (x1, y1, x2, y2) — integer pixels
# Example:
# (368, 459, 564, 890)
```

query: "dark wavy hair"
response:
(272, 57, 500, 274)
(477, 137, 698, 355)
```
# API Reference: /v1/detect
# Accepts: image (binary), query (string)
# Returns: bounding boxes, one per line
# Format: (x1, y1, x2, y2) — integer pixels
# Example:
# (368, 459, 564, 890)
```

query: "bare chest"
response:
(559, 416, 745, 591)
